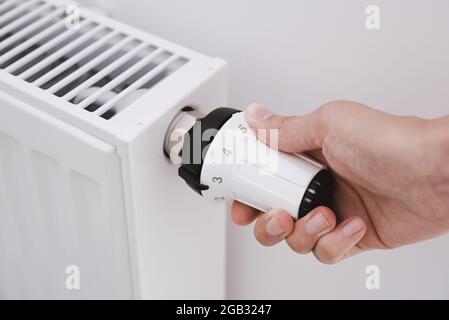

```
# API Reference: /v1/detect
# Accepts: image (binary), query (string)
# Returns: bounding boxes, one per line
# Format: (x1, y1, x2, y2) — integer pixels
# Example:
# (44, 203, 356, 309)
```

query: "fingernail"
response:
(266, 214, 285, 236)
(342, 218, 364, 237)
(246, 104, 274, 122)
(305, 211, 330, 234)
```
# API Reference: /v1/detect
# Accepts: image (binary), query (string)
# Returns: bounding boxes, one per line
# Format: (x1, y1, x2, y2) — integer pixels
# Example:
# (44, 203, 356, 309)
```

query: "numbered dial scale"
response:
(169, 107, 333, 220)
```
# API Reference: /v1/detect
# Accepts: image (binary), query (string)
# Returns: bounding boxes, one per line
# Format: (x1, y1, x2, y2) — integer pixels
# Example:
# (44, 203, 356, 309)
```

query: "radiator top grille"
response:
(0, 0, 189, 120)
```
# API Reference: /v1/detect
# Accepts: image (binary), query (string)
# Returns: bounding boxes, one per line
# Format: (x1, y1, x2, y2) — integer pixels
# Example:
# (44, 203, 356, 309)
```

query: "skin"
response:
(231, 100, 449, 264)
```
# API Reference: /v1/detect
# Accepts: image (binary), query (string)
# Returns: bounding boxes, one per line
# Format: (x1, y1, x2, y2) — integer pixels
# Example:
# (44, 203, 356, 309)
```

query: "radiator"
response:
(0, 0, 227, 299)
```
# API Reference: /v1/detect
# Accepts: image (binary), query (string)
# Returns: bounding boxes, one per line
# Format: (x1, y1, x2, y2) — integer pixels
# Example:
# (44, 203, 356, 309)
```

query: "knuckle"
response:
(286, 237, 310, 254)
(318, 100, 353, 117)
(318, 100, 364, 118)
(314, 240, 341, 264)
(317, 101, 338, 121)
(317, 100, 340, 115)
(254, 235, 272, 247)
(314, 251, 340, 265)
(253, 221, 274, 247)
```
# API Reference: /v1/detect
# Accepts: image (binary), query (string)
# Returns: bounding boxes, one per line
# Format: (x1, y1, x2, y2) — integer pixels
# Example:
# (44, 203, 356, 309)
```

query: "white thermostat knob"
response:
(167, 108, 334, 220)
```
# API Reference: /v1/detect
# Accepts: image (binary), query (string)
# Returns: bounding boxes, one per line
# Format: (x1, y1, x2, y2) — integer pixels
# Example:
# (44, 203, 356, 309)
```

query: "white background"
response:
(79, 0, 449, 299)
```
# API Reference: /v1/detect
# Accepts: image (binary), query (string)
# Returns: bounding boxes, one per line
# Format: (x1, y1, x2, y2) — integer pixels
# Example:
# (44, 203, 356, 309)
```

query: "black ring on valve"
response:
(178, 107, 240, 194)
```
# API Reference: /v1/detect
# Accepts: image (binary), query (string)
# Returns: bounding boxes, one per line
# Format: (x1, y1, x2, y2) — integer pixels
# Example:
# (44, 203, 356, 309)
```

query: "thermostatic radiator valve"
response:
(164, 108, 334, 220)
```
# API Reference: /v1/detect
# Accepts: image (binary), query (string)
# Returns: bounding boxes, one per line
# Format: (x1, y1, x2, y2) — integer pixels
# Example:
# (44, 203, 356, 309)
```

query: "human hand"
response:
(231, 101, 449, 264)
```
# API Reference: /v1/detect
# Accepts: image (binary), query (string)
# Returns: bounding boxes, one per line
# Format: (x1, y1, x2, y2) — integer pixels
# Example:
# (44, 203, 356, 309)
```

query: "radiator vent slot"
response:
(0, 0, 189, 120)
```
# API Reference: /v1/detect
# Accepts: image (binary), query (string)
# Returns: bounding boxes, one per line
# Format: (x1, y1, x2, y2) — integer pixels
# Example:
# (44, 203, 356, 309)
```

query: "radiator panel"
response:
(0, 91, 133, 299)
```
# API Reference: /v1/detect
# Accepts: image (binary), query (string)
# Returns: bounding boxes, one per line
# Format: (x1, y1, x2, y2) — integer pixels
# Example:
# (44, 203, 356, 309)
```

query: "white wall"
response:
(79, 0, 449, 299)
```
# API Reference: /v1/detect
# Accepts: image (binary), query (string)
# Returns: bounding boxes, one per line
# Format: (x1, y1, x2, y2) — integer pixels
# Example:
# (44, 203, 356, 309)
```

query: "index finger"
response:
(231, 201, 261, 225)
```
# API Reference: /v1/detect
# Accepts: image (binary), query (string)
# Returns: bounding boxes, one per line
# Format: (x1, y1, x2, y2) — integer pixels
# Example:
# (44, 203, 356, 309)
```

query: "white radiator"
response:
(0, 0, 228, 299)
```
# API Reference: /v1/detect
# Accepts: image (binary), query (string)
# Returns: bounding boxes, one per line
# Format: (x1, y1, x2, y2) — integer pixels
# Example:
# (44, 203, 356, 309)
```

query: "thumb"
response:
(244, 103, 327, 153)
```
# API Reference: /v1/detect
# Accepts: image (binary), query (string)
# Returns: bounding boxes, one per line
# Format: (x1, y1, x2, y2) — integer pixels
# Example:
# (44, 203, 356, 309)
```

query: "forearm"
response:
(426, 116, 449, 213)
(431, 116, 449, 173)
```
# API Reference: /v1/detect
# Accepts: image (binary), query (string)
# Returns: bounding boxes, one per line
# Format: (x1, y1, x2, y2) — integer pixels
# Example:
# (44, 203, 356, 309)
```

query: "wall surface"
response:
(78, 0, 449, 299)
